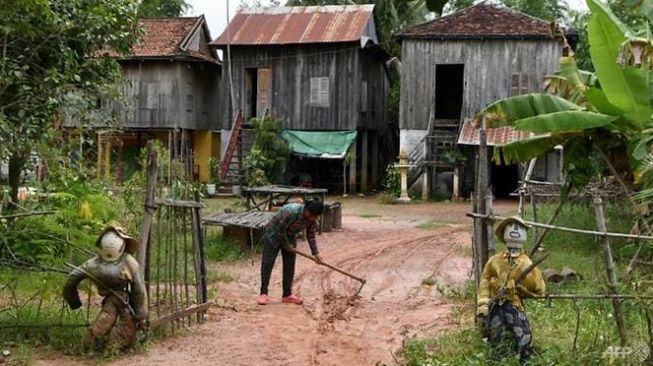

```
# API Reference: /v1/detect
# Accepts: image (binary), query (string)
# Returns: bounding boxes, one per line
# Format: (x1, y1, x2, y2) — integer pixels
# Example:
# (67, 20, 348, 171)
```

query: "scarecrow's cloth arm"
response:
(63, 260, 92, 310)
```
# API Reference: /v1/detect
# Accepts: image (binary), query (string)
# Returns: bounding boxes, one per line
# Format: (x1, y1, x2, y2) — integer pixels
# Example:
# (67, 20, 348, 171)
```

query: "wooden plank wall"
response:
(399, 39, 562, 130)
(219, 43, 388, 132)
(118, 60, 221, 130)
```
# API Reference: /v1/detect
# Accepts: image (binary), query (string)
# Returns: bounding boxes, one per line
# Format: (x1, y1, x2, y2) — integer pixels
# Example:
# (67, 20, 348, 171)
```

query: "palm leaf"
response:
(587, 0, 651, 128)
(476, 94, 581, 128)
(514, 110, 618, 133)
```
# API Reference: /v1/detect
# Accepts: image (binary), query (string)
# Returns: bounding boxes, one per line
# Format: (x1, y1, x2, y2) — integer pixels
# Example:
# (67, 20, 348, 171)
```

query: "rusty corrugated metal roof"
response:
(397, 3, 556, 40)
(211, 5, 376, 46)
(457, 119, 531, 146)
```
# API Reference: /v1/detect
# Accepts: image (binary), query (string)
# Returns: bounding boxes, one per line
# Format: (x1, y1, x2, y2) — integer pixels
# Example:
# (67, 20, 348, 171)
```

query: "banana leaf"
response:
(560, 56, 588, 92)
(585, 87, 623, 116)
(587, 0, 651, 128)
(514, 110, 618, 133)
(476, 94, 581, 128)
(496, 133, 579, 164)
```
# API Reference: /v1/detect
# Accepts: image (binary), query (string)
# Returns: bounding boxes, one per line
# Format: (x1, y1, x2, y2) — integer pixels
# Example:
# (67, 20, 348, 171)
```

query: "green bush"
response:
(382, 163, 401, 197)
(244, 116, 289, 186)
(2, 164, 121, 265)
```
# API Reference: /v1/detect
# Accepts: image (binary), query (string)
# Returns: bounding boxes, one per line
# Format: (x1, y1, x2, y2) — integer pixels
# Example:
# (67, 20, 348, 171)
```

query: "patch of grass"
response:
(377, 192, 398, 205)
(416, 221, 448, 230)
(206, 270, 235, 284)
(359, 213, 382, 218)
(204, 231, 248, 262)
(401, 203, 652, 366)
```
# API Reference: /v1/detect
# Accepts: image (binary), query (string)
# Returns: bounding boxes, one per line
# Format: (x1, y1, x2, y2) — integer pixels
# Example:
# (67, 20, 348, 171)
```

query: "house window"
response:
(510, 73, 530, 96)
(310, 77, 330, 107)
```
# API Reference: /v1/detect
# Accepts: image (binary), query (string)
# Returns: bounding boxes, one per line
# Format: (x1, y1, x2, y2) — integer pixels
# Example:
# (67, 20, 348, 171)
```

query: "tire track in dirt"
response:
(292, 223, 472, 366)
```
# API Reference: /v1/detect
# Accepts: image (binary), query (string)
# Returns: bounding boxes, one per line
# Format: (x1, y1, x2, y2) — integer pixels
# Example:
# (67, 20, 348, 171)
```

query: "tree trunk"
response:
(7, 152, 25, 208)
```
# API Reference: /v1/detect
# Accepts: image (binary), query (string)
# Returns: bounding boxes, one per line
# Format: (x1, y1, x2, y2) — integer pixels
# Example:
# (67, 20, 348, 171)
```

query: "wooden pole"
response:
(476, 120, 489, 276)
(518, 158, 537, 216)
(597, 148, 653, 277)
(529, 195, 566, 256)
(192, 190, 208, 306)
(530, 188, 539, 244)
(138, 141, 159, 279)
(467, 212, 653, 241)
(485, 191, 495, 257)
(594, 196, 628, 346)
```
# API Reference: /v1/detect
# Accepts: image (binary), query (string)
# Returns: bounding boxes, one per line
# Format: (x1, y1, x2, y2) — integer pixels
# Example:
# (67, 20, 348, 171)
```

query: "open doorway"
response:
(244, 67, 272, 119)
(435, 64, 464, 119)
(244, 68, 258, 118)
(491, 162, 519, 198)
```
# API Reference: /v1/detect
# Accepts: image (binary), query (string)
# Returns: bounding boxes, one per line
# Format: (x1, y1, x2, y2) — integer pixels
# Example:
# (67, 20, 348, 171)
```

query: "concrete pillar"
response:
(361, 129, 368, 192)
(348, 139, 357, 194)
(397, 149, 411, 203)
(371, 132, 379, 189)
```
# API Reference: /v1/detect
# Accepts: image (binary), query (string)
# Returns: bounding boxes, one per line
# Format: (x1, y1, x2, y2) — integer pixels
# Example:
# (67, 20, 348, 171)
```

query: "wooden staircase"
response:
(407, 119, 460, 189)
(220, 111, 255, 190)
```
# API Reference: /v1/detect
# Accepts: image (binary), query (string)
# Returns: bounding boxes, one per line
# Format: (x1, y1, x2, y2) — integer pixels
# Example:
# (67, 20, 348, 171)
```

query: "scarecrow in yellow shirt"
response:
(477, 216, 546, 362)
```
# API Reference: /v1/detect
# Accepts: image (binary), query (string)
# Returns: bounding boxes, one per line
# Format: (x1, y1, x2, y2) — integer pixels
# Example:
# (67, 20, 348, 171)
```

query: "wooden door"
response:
(256, 68, 271, 117)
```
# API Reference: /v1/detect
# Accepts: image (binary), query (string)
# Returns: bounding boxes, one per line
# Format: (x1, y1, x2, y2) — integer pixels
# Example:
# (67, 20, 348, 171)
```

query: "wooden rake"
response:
(291, 248, 367, 297)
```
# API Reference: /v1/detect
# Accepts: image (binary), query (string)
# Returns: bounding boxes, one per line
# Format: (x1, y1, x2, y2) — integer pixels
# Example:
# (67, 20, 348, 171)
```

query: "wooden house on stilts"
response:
(66, 16, 223, 183)
(212, 5, 391, 193)
(397, 3, 572, 199)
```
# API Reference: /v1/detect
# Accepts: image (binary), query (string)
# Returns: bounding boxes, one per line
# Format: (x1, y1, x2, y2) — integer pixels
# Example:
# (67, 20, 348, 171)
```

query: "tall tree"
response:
(0, 0, 140, 206)
(138, 0, 190, 17)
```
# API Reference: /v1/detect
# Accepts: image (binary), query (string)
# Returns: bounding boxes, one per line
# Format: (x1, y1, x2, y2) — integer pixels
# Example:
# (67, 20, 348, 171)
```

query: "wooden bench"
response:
(203, 211, 275, 251)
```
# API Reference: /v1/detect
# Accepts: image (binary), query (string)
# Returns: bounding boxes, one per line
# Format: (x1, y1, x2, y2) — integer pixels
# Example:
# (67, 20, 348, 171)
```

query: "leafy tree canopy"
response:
(0, 0, 140, 204)
(138, 0, 190, 17)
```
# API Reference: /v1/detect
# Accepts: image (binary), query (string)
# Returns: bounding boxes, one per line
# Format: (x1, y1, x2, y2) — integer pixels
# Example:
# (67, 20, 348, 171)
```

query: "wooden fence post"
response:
(192, 191, 208, 306)
(474, 121, 492, 288)
(593, 196, 629, 346)
(139, 141, 158, 281)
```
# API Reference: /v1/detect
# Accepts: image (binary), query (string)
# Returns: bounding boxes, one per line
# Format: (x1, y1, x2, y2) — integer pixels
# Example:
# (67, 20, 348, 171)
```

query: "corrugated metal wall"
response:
(399, 39, 562, 130)
(219, 43, 387, 132)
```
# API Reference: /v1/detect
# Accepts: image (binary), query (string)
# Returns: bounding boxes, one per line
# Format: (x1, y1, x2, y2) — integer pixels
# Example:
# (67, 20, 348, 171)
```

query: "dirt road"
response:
(37, 199, 515, 366)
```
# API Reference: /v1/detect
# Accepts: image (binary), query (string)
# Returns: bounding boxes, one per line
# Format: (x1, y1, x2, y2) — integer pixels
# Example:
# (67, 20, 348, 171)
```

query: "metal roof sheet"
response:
(457, 119, 531, 146)
(212, 5, 376, 46)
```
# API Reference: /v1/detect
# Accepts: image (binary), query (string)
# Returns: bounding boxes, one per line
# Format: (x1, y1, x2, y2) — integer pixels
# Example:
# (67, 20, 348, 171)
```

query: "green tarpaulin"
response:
(281, 130, 357, 159)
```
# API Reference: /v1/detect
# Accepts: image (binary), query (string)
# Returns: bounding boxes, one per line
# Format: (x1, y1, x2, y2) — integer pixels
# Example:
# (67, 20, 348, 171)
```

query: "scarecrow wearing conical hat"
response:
(63, 226, 148, 350)
(477, 216, 546, 363)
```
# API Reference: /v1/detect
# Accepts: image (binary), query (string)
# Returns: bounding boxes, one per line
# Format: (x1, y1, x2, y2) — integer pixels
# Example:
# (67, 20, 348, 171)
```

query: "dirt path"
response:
(36, 199, 516, 366)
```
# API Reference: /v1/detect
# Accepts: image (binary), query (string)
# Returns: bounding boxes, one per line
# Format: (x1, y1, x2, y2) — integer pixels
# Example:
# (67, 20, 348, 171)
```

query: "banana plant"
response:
(475, 0, 652, 178)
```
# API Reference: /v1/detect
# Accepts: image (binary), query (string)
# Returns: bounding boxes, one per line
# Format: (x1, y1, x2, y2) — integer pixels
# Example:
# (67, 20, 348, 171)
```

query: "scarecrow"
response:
(477, 216, 546, 362)
(63, 226, 148, 350)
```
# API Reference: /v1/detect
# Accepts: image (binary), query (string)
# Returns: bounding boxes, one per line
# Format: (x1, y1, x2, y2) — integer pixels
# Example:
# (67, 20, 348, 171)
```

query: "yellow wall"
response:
(194, 130, 220, 183)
